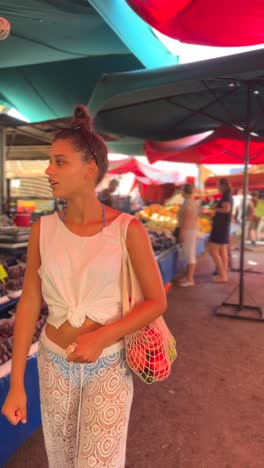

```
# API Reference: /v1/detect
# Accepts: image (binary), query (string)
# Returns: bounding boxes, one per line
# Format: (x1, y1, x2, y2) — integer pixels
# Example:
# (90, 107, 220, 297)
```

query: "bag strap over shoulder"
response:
(120, 215, 143, 315)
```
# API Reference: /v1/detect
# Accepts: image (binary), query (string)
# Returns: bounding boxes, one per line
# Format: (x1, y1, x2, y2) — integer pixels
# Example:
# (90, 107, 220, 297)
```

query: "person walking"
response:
(208, 178, 233, 283)
(177, 184, 199, 286)
(1, 105, 167, 468)
(98, 178, 119, 207)
(248, 191, 261, 247)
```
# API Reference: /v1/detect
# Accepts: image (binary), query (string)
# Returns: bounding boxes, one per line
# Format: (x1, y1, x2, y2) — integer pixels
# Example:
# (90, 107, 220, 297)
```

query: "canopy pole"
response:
(238, 131, 250, 308)
(215, 84, 263, 321)
(0, 128, 7, 213)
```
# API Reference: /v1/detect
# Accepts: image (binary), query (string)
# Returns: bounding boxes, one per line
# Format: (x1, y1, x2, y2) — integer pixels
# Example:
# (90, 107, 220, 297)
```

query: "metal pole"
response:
(0, 128, 7, 213)
(238, 131, 250, 308)
(238, 84, 252, 309)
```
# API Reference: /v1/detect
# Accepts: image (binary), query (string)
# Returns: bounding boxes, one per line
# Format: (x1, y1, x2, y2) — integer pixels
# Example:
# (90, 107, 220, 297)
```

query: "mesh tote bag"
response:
(121, 222, 177, 384)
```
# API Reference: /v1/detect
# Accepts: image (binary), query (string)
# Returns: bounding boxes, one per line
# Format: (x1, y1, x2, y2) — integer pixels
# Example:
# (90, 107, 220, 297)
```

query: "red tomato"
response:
(149, 352, 170, 379)
(143, 326, 162, 351)
(127, 346, 148, 372)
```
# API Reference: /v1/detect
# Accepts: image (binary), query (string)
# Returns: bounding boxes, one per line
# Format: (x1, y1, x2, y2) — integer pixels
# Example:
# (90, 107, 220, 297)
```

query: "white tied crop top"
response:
(38, 211, 134, 329)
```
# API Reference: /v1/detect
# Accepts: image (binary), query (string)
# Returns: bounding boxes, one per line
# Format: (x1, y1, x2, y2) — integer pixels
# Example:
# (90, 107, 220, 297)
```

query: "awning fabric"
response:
(108, 158, 185, 184)
(89, 48, 264, 183)
(145, 126, 264, 165)
(0, 54, 141, 123)
(0, 0, 142, 122)
(126, 0, 264, 47)
(89, 48, 264, 143)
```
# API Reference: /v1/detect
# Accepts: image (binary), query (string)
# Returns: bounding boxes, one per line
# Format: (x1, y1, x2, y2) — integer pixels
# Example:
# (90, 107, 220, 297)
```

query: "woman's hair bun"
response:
(71, 104, 93, 132)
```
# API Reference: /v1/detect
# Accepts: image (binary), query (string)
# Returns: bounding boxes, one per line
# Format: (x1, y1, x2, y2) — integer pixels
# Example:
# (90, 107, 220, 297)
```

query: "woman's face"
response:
(45, 139, 96, 199)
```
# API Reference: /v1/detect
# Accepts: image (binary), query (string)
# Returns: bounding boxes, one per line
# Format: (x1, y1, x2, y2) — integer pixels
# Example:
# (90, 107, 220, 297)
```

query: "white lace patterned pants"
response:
(37, 330, 133, 468)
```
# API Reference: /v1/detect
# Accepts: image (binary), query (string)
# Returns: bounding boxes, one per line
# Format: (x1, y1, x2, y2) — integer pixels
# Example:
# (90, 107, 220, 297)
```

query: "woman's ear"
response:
(85, 161, 97, 178)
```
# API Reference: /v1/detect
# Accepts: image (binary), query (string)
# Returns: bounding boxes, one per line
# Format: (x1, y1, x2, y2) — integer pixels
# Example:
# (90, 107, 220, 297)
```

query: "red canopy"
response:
(126, 0, 264, 47)
(108, 158, 186, 184)
(108, 159, 145, 177)
(145, 127, 264, 165)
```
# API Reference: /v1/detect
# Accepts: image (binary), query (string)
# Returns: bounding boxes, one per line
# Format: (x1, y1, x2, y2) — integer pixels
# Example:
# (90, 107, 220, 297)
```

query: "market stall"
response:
(0, 345, 41, 466)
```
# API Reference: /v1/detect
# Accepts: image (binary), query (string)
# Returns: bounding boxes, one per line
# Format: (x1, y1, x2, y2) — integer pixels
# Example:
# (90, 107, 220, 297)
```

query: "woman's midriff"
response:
(45, 318, 103, 349)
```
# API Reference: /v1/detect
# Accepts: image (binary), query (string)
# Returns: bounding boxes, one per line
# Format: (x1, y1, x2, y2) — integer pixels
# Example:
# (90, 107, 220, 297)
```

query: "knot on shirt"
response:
(66, 305, 86, 328)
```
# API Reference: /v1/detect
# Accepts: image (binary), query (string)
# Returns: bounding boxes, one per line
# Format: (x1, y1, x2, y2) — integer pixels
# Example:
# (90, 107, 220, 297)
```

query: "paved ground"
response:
(5, 246, 264, 468)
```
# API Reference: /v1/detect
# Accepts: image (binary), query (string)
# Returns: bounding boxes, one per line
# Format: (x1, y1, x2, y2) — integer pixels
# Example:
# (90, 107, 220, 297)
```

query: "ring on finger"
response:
(66, 342, 78, 356)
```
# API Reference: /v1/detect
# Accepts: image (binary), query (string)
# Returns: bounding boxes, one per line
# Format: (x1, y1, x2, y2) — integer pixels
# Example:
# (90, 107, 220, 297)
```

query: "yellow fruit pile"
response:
(136, 204, 179, 233)
(197, 216, 212, 233)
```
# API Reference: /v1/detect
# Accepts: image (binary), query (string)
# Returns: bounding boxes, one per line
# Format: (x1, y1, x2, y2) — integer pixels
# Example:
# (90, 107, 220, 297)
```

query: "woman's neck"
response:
(63, 196, 103, 224)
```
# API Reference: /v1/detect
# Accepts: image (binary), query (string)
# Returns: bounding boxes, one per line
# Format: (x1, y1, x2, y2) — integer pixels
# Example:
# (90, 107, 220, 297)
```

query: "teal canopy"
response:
(89, 48, 264, 140)
(0, 54, 141, 122)
(0, 0, 143, 121)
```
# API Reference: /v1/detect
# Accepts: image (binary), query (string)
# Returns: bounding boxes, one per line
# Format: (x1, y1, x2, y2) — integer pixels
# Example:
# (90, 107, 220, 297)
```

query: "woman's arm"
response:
(215, 201, 231, 214)
(2, 221, 42, 425)
(103, 218, 167, 346)
(9, 220, 42, 390)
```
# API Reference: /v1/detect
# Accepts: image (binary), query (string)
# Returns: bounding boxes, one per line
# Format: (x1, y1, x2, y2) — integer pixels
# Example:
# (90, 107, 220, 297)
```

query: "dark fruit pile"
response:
(0, 318, 15, 365)
(0, 282, 8, 298)
(7, 265, 25, 279)
(0, 254, 17, 268)
(0, 304, 49, 366)
(19, 252, 27, 264)
(33, 303, 49, 344)
(147, 230, 175, 256)
(5, 277, 23, 291)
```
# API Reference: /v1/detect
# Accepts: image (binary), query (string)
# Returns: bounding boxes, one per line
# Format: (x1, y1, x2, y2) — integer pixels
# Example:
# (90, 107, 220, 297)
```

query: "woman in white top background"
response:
(1, 105, 167, 468)
(177, 184, 199, 286)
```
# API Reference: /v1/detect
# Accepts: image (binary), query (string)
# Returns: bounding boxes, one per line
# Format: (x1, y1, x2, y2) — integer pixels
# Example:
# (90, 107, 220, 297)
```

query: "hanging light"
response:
(0, 17, 11, 40)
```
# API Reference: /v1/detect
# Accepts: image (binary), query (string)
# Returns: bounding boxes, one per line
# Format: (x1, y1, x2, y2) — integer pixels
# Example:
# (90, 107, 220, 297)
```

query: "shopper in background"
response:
(1, 105, 166, 468)
(208, 178, 233, 283)
(233, 189, 252, 239)
(98, 178, 119, 207)
(248, 191, 260, 247)
(176, 184, 199, 286)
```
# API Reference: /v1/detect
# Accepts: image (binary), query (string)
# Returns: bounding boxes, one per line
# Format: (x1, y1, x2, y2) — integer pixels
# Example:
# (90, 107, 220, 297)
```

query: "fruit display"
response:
(137, 202, 213, 240)
(0, 254, 17, 269)
(0, 317, 15, 366)
(136, 204, 179, 233)
(0, 304, 48, 366)
(19, 252, 27, 264)
(5, 278, 23, 298)
(197, 206, 214, 234)
(0, 251, 48, 367)
(0, 283, 9, 304)
(148, 230, 175, 256)
(7, 264, 26, 279)
(0, 253, 26, 299)
(197, 216, 212, 234)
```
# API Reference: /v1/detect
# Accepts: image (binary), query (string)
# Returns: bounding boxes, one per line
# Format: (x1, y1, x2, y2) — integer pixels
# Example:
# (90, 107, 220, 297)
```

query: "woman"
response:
(177, 184, 199, 286)
(248, 191, 260, 246)
(1, 106, 167, 467)
(208, 178, 233, 283)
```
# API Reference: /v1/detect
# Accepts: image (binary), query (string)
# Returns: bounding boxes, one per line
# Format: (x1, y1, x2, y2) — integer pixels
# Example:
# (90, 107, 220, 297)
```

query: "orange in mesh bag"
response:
(121, 226, 177, 384)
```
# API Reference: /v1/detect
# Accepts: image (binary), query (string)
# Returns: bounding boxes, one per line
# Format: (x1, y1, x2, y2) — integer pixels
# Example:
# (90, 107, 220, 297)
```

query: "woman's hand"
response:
(66, 328, 109, 363)
(1, 386, 27, 426)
